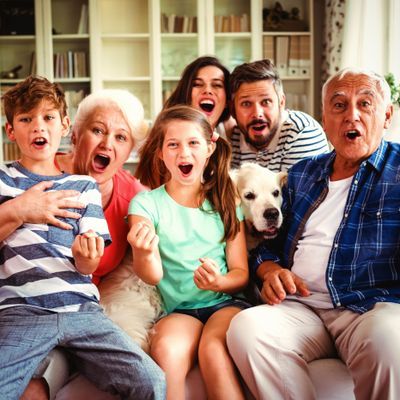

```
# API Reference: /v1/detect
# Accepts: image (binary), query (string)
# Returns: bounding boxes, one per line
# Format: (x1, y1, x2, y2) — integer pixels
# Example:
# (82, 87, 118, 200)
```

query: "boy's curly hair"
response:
(2, 75, 67, 124)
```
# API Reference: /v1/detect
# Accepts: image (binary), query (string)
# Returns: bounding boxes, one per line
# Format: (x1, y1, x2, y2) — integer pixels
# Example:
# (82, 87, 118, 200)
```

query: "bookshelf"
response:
(0, 0, 318, 164)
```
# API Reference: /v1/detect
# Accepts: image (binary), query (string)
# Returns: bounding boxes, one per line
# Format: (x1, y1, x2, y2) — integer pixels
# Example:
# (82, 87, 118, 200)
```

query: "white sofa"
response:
(56, 358, 354, 400)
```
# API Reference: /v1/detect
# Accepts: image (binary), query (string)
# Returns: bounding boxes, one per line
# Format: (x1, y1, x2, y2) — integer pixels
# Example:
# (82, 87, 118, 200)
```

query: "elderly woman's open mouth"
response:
(93, 154, 111, 171)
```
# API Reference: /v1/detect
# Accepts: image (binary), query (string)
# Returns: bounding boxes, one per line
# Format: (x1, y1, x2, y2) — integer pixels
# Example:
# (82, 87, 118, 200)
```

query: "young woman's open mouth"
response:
(93, 154, 111, 172)
(199, 100, 215, 115)
(178, 163, 193, 176)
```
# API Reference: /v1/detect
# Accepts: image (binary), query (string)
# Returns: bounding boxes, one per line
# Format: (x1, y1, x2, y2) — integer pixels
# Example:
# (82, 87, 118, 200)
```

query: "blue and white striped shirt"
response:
(0, 162, 111, 312)
(230, 109, 330, 171)
(252, 141, 400, 313)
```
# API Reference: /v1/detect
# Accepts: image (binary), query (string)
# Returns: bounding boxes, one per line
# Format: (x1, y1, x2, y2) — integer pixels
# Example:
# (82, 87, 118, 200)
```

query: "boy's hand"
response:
(72, 230, 104, 274)
(194, 257, 221, 291)
(127, 222, 159, 257)
(16, 181, 85, 229)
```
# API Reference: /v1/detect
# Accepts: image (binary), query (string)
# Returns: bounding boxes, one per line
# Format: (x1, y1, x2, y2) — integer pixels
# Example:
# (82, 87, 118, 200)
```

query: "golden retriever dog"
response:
(230, 162, 287, 250)
(98, 252, 163, 353)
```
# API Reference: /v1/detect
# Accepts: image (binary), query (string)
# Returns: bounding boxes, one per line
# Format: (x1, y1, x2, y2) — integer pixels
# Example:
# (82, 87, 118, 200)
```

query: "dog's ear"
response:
(278, 171, 288, 188)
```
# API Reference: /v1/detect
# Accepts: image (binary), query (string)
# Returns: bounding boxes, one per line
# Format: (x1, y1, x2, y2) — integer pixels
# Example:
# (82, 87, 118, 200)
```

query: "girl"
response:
(128, 105, 249, 400)
(139, 56, 235, 188)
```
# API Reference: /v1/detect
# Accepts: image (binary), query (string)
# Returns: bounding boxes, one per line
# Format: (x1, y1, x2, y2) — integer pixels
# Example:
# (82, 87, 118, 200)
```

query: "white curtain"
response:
(340, 0, 400, 76)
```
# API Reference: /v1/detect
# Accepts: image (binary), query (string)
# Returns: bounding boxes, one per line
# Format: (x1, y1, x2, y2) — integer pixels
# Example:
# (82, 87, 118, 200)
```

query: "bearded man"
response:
(229, 59, 329, 171)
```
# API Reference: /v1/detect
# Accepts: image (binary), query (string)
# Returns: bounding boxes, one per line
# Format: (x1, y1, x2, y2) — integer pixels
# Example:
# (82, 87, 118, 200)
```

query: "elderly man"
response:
(227, 68, 399, 400)
(229, 59, 330, 171)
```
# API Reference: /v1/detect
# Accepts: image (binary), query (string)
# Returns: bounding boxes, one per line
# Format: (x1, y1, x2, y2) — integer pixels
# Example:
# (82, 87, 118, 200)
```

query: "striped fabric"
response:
(252, 141, 400, 313)
(230, 109, 330, 171)
(0, 162, 111, 312)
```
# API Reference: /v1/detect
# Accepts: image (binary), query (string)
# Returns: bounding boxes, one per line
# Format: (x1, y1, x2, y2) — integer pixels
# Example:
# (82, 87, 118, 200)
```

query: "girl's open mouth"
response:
(178, 163, 193, 175)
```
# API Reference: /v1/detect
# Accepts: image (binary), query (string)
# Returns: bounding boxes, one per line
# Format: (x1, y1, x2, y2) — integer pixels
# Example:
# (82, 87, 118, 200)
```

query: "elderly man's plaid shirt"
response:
(252, 140, 400, 313)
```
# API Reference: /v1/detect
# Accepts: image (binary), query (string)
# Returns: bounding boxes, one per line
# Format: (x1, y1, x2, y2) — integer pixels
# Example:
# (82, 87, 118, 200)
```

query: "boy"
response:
(0, 76, 165, 400)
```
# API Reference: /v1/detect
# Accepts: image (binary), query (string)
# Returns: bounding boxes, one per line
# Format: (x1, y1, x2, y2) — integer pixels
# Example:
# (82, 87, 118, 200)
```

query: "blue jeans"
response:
(0, 303, 166, 400)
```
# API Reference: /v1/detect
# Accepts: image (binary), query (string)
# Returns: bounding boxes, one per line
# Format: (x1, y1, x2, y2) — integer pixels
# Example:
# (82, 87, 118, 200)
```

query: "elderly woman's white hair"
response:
(72, 89, 147, 143)
(322, 68, 392, 110)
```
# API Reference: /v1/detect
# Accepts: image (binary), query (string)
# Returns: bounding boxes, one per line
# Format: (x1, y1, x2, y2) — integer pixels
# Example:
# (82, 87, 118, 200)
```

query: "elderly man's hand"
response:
(259, 261, 310, 305)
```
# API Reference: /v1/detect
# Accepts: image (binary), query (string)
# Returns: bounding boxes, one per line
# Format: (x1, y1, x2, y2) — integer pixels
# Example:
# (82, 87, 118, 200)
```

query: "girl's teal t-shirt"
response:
(128, 185, 243, 313)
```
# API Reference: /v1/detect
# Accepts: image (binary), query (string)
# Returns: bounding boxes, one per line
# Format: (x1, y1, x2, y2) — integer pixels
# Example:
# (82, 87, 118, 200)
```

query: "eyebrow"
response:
(329, 89, 376, 101)
(193, 77, 224, 82)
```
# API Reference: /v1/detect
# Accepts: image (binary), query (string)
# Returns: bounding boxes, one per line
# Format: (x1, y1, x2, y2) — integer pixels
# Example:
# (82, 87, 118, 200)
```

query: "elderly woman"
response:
(21, 89, 148, 400)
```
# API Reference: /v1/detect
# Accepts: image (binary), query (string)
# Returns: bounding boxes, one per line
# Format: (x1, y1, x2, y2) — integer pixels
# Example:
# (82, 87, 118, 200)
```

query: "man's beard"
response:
(242, 114, 281, 150)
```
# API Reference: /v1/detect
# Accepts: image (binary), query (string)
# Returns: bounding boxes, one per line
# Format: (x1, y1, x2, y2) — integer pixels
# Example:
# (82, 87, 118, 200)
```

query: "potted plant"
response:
(384, 73, 400, 141)
(385, 73, 400, 107)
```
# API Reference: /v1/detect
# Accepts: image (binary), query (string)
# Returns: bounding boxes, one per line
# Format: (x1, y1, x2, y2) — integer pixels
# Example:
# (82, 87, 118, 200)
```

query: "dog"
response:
(98, 251, 163, 353)
(230, 162, 287, 250)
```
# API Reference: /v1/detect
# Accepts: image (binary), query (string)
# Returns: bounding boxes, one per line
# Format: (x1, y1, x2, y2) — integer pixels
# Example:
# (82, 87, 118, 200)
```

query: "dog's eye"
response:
(272, 190, 280, 198)
(244, 192, 256, 200)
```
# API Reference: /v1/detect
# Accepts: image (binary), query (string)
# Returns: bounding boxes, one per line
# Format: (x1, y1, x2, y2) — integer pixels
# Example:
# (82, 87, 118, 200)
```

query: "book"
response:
(29, 51, 36, 75)
(263, 36, 275, 65)
(77, 4, 88, 34)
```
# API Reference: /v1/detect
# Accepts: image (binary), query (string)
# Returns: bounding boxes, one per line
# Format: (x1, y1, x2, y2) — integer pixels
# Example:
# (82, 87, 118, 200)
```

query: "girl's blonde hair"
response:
(136, 105, 239, 241)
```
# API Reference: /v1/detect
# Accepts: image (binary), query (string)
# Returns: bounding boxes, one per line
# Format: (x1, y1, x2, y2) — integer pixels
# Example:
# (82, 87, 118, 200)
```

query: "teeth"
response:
(200, 100, 214, 105)
(346, 130, 360, 139)
(253, 125, 267, 131)
(34, 137, 46, 144)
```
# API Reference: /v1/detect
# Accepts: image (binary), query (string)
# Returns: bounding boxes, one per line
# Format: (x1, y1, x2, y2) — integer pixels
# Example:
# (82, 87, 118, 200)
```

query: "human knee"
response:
(198, 334, 226, 365)
(151, 335, 189, 368)
(352, 304, 400, 364)
(226, 308, 261, 356)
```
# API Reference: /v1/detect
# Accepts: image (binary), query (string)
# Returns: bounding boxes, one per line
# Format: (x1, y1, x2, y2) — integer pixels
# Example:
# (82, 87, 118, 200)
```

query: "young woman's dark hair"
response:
(163, 56, 231, 124)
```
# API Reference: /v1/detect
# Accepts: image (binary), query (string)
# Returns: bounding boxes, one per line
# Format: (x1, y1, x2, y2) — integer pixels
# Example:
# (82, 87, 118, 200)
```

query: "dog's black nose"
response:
(264, 208, 279, 221)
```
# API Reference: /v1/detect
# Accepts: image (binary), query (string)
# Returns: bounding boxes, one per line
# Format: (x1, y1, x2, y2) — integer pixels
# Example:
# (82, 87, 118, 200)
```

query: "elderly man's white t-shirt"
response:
(288, 176, 353, 308)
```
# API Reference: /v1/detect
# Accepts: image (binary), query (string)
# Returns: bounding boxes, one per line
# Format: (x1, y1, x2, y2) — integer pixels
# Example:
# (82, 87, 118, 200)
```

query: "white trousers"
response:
(227, 301, 400, 400)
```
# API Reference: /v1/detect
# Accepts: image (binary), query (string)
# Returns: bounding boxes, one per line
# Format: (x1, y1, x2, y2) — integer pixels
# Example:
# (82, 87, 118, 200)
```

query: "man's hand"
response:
(259, 262, 310, 305)
(14, 181, 85, 229)
(194, 257, 221, 291)
(72, 230, 104, 275)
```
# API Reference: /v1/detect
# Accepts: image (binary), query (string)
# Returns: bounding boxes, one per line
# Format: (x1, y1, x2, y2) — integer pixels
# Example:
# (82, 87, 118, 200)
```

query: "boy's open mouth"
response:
(33, 137, 48, 147)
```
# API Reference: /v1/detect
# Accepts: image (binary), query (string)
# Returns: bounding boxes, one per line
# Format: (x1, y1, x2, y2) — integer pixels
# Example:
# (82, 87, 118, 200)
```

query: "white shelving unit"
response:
(0, 0, 315, 164)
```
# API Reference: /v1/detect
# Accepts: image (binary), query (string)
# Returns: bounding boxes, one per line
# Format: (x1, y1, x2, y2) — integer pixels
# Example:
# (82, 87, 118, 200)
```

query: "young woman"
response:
(164, 55, 235, 133)
(128, 105, 249, 400)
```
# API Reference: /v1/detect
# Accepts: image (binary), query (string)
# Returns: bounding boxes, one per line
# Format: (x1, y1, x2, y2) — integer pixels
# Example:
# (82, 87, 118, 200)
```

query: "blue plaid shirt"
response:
(252, 140, 400, 313)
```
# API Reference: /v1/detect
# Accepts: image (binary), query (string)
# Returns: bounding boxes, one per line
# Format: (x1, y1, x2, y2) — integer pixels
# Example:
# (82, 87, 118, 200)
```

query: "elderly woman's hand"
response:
(14, 180, 85, 229)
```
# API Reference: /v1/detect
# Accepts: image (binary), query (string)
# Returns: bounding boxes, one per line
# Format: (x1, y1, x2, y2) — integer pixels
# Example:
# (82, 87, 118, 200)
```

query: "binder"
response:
(275, 36, 289, 76)
(299, 36, 311, 77)
(288, 36, 300, 76)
